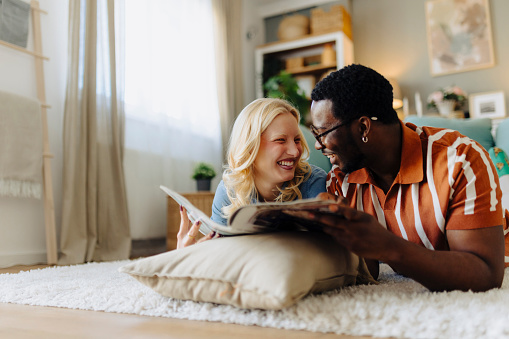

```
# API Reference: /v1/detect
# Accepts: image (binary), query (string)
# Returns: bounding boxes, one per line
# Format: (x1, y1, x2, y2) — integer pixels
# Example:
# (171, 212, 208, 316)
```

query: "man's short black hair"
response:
(311, 64, 399, 124)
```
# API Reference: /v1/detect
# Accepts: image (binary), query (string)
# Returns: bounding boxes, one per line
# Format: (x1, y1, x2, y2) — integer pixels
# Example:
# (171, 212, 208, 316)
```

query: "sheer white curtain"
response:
(123, 0, 222, 239)
(60, 0, 130, 264)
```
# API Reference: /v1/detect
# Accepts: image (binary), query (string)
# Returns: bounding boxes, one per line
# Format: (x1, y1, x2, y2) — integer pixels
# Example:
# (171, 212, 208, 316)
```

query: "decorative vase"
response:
(196, 179, 211, 192)
(436, 100, 456, 117)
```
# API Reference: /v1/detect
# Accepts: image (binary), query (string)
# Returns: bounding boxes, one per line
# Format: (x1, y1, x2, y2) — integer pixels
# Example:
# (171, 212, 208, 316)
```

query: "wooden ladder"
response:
(0, 0, 57, 264)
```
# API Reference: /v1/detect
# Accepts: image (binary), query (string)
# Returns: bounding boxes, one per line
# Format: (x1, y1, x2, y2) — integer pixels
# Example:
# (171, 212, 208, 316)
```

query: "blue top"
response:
(210, 164, 327, 225)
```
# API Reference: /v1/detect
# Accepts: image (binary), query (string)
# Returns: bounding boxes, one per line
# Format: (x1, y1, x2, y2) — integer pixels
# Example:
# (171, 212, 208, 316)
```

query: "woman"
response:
(178, 98, 327, 248)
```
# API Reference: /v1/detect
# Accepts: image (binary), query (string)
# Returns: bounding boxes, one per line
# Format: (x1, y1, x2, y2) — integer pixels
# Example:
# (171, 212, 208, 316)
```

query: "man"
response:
(308, 64, 508, 292)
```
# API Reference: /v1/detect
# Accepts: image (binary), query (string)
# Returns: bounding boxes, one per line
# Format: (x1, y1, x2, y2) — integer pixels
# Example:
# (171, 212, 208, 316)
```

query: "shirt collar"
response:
(347, 120, 423, 185)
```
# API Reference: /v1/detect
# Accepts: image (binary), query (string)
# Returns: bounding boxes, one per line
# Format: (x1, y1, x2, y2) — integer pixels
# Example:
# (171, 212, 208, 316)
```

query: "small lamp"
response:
(388, 78, 403, 110)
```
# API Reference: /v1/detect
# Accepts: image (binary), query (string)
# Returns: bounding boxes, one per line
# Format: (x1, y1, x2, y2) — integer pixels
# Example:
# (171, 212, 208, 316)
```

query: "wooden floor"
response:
(0, 261, 373, 338)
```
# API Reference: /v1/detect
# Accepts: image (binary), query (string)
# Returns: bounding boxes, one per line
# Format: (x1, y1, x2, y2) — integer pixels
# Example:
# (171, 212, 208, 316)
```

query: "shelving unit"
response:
(255, 31, 354, 98)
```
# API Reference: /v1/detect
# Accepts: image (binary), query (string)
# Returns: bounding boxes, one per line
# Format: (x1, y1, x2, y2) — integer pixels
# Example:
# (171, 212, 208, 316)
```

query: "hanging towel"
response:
(0, 0, 31, 48)
(0, 91, 43, 199)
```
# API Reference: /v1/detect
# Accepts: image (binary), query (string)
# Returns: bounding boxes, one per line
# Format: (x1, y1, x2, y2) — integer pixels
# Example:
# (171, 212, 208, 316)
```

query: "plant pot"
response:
(436, 100, 456, 117)
(196, 179, 211, 192)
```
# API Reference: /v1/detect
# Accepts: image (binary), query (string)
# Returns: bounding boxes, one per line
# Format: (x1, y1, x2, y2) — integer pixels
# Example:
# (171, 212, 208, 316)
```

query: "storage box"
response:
(285, 57, 304, 71)
(310, 5, 352, 40)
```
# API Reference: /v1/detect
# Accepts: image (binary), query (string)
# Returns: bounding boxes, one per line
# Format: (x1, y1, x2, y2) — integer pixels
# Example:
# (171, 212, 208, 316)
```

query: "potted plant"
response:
(263, 70, 310, 125)
(427, 86, 467, 116)
(192, 162, 216, 191)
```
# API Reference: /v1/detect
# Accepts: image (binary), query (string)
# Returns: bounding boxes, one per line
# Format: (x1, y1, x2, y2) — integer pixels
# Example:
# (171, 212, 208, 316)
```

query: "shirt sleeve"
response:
(326, 166, 344, 197)
(210, 180, 230, 226)
(300, 164, 327, 199)
(445, 143, 504, 230)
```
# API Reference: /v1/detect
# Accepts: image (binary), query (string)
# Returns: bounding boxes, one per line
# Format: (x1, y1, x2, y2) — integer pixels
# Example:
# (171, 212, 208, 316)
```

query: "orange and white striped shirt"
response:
(327, 122, 509, 266)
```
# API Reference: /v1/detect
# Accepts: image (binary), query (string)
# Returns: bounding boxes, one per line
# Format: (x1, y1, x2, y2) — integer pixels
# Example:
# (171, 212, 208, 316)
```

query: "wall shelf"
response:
(255, 31, 354, 98)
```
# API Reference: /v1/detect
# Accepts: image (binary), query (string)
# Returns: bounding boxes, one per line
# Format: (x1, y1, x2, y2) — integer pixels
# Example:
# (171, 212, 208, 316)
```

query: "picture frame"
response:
(469, 91, 506, 119)
(425, 0, 495, 77)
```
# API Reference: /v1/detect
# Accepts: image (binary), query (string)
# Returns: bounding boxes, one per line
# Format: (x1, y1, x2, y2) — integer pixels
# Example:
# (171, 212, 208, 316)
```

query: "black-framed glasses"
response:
(309, 120, 351, 147)
(310, 117, 378, 147)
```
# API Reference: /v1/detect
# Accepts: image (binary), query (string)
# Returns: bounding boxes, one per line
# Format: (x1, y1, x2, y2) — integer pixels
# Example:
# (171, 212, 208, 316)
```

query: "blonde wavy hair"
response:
(222, 98, 312, 219)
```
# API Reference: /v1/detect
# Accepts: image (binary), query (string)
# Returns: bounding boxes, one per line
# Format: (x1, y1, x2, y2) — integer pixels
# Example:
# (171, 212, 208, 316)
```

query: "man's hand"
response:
(307, 203, 505, 292)
(315, 192, 349, 206)
(309, 203, 398, 260)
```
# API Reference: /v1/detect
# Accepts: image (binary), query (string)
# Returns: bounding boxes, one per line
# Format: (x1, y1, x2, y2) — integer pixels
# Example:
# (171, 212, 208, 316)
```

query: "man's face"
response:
(310, 99, 366, 174)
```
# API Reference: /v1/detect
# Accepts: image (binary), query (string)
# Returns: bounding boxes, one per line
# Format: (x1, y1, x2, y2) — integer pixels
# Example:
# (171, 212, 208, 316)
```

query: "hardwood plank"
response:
(0, 303, 370, 339)
(0, 264, 51, 274)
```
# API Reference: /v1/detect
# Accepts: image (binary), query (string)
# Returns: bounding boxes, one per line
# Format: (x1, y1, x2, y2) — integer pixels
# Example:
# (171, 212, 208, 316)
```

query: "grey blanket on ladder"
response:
(0, 91, 43, 198)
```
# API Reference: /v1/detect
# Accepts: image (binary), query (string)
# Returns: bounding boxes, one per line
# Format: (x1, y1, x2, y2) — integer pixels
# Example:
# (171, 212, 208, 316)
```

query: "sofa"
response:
(301, 124, 333, 172)
(405, 116, 509, 211)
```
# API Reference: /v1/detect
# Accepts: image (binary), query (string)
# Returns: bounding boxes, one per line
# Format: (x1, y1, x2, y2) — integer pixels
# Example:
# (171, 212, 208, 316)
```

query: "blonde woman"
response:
(178, 98, 327, 247)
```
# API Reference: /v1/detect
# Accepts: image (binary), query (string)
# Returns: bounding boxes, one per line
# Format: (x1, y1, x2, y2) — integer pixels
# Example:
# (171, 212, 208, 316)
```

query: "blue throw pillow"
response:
(404, 116, 495, 151)
(488, 147, 509, 178)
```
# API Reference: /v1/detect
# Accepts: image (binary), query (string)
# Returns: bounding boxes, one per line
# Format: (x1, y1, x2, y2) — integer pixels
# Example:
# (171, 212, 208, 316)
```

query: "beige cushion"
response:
(119, 232, 375, 310)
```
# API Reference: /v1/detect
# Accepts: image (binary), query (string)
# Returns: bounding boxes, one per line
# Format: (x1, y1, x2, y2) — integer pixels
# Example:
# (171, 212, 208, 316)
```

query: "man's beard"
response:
(337, 152, 366, 175)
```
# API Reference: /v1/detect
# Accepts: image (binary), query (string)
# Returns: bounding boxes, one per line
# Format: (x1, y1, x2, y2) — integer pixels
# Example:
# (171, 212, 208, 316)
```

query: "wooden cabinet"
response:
(166, 192, 214, 250)
(255, 31, 354, 98)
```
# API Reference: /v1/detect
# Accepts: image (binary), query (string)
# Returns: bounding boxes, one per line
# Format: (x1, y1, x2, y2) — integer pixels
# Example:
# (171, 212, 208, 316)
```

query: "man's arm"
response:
(381, 226, 504, 291)
(311, 204, 505, 292)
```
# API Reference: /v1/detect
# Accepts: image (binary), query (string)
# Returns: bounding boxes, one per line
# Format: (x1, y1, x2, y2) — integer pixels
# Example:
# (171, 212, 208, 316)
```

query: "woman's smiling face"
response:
(253, 112, 303, 190)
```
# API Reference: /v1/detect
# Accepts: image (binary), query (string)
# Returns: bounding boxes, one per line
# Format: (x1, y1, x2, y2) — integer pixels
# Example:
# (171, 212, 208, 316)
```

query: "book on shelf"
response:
(160, 185, 336, 236)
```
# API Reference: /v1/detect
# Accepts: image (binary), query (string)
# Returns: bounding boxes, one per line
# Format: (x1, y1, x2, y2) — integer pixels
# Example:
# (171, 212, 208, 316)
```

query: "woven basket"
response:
(278, 14, 310, 41)
(285, 57, 304, 71)
(311, 5, 352, 40)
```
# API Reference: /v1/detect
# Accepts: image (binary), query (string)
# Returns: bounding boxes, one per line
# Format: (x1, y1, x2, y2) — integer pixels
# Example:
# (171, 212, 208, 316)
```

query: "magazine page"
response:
(161, 186, 337, 236)
(228, 198, 337, 233)
(160, 186, 246, 236)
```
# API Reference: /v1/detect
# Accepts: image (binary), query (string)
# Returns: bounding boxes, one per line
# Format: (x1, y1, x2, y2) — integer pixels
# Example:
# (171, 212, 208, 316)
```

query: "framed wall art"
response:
(469, 91, 506, 119)
(425, 0, 495, 77)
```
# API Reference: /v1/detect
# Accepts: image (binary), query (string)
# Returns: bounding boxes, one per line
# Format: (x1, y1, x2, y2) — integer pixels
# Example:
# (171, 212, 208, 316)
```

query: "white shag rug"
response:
(1, 260, 509, 339)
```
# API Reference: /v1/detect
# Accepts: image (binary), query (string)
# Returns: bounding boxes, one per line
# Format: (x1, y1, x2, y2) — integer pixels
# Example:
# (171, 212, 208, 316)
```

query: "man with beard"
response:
(308, 64, 509, 292)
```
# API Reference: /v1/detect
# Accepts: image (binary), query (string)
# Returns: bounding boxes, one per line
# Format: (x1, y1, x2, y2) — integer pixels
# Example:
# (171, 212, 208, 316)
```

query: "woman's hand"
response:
(176, 206, 219, 249)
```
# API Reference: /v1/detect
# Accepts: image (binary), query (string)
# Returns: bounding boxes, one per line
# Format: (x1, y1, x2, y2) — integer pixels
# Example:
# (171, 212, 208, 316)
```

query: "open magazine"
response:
(160, 185, 337, 236)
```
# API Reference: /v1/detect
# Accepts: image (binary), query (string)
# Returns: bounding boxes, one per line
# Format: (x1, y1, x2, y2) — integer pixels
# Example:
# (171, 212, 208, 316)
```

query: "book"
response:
(160, 185, 337, 236)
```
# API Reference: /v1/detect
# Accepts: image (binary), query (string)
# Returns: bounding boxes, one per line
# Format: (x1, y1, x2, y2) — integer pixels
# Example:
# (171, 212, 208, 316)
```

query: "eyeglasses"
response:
(309, 120, 352, 147)
(310, 117, 378, 147)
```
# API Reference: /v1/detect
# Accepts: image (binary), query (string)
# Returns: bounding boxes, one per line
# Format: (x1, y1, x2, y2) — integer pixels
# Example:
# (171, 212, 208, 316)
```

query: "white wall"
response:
(0, 0, 68, 267)
(351, 0, 509, 116)
(241, 0, 509, 115)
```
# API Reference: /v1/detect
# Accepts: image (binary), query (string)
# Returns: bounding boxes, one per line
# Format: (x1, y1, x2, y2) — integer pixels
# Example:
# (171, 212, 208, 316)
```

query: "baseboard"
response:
(0, 252, 48, 268)
(0, 238, 168, 268)
(131, 237, 166, 259)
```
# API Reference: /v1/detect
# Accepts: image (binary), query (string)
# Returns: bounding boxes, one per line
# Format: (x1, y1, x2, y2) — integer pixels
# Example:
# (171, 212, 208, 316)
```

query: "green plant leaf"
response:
(192, 162, 216, 180)
(263, 71, 310, 125)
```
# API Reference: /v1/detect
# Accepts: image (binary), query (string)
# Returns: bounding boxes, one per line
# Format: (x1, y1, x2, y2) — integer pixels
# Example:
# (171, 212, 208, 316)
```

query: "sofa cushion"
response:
(119, 232, 375, 310)
(495, 118, 509, 155)
(488, 147, 509, 212)
(404, 116, 495, 151)
(488, 147, 509, 178)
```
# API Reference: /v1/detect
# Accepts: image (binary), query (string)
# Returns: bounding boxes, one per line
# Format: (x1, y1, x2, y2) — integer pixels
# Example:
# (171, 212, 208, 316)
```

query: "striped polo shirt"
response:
(327, 121, 509, 266)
